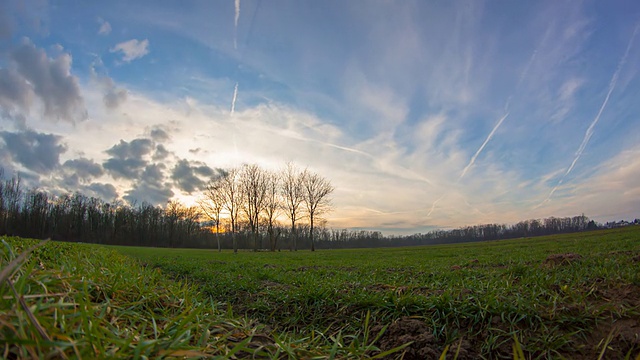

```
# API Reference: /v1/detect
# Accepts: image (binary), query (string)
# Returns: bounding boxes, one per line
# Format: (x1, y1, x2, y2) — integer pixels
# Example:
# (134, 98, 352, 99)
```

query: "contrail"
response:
(234, 0, 240, 49)
(459, 112, 509, 181)
(426, 194, 446, 218)
(428, 44, 538, 218)
(541, 23, 639, 205)
(230, 82, 238, 114)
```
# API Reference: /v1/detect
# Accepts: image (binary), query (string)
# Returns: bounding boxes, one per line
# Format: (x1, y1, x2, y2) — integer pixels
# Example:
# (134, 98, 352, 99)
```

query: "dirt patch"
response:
(632, 254, 640, 263)
(366, 284, 409, 295)
(574, 318, 640, 359)
(260, 280, 290, 290)
(543, 253, 582, 266)
(294, 265, 321, 272)
(373, 317, 475, 359)
(592, 284, 640, 309)
(373, 317, 440, 359)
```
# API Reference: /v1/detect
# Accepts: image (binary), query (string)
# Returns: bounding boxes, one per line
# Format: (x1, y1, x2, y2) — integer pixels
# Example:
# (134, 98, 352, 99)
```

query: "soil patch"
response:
(372, 317, 477, 359)
(543, 253, 582, 266)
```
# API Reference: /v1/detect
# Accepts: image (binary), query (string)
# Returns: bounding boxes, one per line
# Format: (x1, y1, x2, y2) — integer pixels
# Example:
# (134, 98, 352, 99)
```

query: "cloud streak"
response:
(541, 23, 640, 205)
(230, 82, 238, 114)
(234, 0, 240, 49)
(459, 112, 509, 181)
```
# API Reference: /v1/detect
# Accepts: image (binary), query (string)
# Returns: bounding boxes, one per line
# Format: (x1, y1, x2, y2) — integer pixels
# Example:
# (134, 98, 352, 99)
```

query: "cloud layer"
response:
(1, 1, 639, 234)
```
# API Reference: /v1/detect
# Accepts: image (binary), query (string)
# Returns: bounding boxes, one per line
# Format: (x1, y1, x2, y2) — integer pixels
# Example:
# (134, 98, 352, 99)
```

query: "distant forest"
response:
(0, 169, 635, 250)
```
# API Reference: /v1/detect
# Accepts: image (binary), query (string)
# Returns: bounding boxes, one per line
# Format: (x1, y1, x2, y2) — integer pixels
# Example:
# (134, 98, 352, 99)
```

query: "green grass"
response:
(1, 237, 402, 359)
(116, 227, 640, 359)
(2, 227, 639, 358)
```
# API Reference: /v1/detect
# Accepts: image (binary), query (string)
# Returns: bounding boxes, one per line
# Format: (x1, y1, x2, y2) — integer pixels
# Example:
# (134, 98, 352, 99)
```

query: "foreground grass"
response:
(1, 238, 402, 359)
(119, 227, 640, 359)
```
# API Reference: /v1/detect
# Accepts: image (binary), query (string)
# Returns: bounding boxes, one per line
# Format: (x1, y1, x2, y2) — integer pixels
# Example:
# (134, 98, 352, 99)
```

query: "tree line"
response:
(0, 167, 615, 250)
(0, 165, 335, 250)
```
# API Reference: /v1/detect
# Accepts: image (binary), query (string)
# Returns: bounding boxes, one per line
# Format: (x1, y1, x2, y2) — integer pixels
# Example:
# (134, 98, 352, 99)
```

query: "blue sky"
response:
(1, 0, 639, 234)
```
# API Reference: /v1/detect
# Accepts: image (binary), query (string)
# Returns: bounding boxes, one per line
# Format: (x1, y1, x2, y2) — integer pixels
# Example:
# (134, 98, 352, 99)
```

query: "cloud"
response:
(98, 18, 111, 35)
(124, 164, 174, 206)
(103, 138, 154, 179)
(150, 127, 169, 142)
(0, 39, 86, 123)
(89, 61, 128, 110)
(0, 129, 67, 173)
(542, 23, 640, 205)
(0, 68, 33, 112)
(153, 144, 170, 161)
(230, 82, 238, 114)
(459, 112, 509, 181)
(171, 159, 217, 193)
(63, 158, 104, 180)
(84, 183, 118, 200)
(234, 0, 240, 49)
(110, 39, 149, 62)
(106, 138, 154, 159)
(101, 77, 127, 109)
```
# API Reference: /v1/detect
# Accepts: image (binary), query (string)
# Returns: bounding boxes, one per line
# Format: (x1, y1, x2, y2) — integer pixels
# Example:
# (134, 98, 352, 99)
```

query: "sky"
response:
(1, 0, 639, 235)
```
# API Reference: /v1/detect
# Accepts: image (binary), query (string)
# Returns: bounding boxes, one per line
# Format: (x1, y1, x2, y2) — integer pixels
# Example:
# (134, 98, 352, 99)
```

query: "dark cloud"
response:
(150, 128, 169, 142)
(100, 76, 127, 110)
(104, 86, 127, 109)
(142, 163, 165, 183)
(171, 159, 217, 193)
(83, 183, 118, 201)
(153, 144, 170, 161)
(124, 164, 173, 206)
(1, 108, 27, 130)
(0, 129, 66, 173)
(0, 68, 33, 111)
(9, 39, 86, 122)
(106, 138, 154, 159)
(103, 157, 147, 179)
(63, 158, 104, 180)
(103, 138, 155, 179)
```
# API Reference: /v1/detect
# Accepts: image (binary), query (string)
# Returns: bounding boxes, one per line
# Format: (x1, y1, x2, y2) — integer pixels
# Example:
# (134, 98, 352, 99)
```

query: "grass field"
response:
(117, 227, 640, 359)
(2, 227, 639, 359)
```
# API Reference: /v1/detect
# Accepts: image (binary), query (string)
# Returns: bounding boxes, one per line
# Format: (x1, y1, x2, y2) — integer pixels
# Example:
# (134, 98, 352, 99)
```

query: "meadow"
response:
(118, 227, 640, 359)
(1, 226, 639, 359)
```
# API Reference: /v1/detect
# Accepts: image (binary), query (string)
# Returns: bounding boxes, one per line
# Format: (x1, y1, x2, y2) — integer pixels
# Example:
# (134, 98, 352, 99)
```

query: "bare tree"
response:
(281, 162, 304, 251)
(240, 164, 268, 251)
(301, 169, 334, 251)
(199, 181, 225, 252)
(263, 170, 281, 251)
(218, 168, 242, 253)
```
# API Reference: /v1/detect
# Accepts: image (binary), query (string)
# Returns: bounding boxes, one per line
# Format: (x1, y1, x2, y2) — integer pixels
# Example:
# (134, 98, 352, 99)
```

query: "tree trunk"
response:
(310, 216, 315, 251)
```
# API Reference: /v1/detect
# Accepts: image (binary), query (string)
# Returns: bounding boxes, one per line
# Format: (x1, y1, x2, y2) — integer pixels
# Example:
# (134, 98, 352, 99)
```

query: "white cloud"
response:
(98, 20, 111, 35)
(110, 39, 149, 62)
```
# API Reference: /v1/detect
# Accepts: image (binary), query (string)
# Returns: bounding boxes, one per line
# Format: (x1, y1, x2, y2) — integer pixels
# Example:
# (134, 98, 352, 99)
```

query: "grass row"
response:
(118, 227, 640, 359)
(0, 237, 404, 359)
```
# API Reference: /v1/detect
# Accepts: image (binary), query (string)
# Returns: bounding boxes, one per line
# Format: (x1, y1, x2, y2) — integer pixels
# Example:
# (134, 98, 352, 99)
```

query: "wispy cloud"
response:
(230, 82, 238, 114)
(459, 112, 509, 181)
(234, 0, 240, 49)
(110, 39, 149, 62)
(98, 18, 111, 35)
(541, 23, 640, 206)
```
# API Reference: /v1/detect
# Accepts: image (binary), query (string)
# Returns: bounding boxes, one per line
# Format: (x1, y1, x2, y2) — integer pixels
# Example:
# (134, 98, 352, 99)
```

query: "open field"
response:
(1, 227, 639, 359)
(2, 238, 397, 359)
(117, 227, 640, 359)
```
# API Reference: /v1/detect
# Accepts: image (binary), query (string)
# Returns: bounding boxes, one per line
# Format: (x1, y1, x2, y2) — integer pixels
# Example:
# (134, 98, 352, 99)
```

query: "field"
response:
(118, 227, 640, 359)
(1, 227, 639, 359)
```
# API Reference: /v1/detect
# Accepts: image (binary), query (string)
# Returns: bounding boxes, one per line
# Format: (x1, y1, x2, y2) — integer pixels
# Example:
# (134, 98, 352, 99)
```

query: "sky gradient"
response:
(1, 0, 639, 234)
